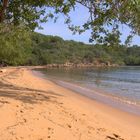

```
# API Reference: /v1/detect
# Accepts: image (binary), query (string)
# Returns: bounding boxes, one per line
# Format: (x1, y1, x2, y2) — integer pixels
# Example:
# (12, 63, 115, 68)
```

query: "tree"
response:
(0, 0, 140, 42)
(0, 24, 32, 65)
(102, 29, 121, 47)
(68, 0, 140, 42)
(0, 0, 75, 29)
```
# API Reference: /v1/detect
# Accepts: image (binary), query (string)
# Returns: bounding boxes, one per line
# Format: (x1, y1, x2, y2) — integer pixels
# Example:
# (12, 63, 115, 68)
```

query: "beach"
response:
(0, 67, 140, 140)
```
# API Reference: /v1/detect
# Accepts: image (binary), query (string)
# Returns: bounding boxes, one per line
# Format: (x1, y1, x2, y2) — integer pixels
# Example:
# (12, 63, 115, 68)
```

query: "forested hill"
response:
(0, 32, 140, 66)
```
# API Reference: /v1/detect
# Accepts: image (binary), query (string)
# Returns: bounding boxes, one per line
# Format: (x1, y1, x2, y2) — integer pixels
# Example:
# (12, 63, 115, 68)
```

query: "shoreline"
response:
(52, 79, 140, 116)
(0, 67, 140, 139)
(33, 69, 140, 116)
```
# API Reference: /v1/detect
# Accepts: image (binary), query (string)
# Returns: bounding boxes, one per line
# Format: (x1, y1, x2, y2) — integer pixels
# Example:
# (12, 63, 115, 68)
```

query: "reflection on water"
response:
(37, 66, 140, 105)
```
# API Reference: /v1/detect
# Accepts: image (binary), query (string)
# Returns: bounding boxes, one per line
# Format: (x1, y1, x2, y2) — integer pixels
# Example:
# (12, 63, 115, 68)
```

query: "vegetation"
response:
(0, 31, 139, 66)
(124, 46, 140, 65)
(0, 0, 140, 42)
(0, 1, 140, 66)
(0, 24, 32, 66)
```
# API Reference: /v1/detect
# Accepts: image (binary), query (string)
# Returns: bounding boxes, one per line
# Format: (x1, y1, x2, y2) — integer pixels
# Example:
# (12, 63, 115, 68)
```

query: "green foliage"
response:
(124, 46, 140, 65)
(0, 24, 32, 65)
(0, 1, 139, 67)
(26, 32, 140, 66)
(67, 0, 140, 42)
(0, 31, 139, 66)
(0, 0, 140, 42)
(0, 0, 75, 30)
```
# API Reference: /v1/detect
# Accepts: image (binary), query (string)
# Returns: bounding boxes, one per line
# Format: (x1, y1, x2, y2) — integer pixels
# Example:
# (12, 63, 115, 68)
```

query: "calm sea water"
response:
(37, 66, 140, 106)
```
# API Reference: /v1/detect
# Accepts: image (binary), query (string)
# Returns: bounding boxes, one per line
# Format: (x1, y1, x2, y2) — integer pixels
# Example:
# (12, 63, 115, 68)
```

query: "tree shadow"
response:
(0, 81, 62, 104)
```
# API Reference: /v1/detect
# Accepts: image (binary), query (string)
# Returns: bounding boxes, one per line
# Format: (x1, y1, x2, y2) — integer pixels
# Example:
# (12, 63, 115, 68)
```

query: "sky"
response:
(35, 4, 140, 45)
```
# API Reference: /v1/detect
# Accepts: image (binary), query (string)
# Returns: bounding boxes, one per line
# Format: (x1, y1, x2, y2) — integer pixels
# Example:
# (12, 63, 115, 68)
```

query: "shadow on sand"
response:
(0, 81, 62, 104)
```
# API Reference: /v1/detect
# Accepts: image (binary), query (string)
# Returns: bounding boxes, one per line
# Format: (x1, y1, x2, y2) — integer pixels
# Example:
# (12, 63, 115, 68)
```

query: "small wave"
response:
(56, 80, 140, 107)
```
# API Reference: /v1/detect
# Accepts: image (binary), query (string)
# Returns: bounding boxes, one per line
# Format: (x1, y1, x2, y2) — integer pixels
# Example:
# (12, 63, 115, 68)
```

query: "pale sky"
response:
(35, 4, 140, 45)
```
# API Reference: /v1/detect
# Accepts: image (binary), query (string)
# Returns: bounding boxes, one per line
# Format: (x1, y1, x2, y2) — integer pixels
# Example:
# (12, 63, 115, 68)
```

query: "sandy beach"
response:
(0, 67, 140, 140)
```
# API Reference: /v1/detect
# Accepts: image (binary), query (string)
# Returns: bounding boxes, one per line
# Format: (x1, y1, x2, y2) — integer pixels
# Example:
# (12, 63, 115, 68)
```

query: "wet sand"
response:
(51, 79, 140, 116)
(0, 67, 140, 140)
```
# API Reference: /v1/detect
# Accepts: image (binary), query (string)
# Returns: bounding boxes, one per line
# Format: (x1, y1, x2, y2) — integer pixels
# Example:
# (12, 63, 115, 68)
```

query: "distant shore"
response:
(0, 67, 140, 140)
(40, 62, 119, 68)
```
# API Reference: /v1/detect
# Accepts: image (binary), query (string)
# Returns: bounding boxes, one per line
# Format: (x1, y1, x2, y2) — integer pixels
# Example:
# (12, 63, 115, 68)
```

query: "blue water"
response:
(37, 66, 140, 105)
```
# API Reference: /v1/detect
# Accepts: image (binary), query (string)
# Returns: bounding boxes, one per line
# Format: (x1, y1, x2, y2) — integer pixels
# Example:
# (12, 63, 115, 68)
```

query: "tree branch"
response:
(0, 0, 9, 22)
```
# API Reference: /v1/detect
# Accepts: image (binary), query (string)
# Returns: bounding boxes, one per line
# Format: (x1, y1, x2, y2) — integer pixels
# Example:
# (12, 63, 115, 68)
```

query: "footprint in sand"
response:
(97, 127, 106, 132)
(0, 100, 10, 104)
(82, 113, 86, 116)
(48, 127, 54, 139)
(106, 133, 124, 140)
(23, 118, 27, 123)
(67, 124, 72, 128)
(20, 110, 24, 113)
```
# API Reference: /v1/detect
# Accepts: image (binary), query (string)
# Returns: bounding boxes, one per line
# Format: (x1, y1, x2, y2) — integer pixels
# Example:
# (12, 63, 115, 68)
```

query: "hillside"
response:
(0, 32, 140, 66)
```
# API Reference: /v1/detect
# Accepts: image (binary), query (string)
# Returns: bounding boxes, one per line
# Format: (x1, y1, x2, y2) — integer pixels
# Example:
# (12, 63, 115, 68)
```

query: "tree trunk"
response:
(0, 0, 9, 22)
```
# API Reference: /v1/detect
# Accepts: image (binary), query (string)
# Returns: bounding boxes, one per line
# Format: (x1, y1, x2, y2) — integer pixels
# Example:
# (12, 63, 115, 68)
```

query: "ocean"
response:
(35, 66, 140, 115)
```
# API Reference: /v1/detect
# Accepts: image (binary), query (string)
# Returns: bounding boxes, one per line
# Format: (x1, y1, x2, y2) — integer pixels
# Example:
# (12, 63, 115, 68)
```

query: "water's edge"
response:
(33, 70, 140, 116)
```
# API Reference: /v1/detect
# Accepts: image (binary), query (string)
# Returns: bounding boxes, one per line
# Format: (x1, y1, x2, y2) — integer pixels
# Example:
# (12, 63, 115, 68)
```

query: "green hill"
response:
(0, 31, 140, 66)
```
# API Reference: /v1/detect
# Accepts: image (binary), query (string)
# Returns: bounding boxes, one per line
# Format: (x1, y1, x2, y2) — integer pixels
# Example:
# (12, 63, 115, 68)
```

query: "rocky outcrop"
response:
(45, 62, 119, 68)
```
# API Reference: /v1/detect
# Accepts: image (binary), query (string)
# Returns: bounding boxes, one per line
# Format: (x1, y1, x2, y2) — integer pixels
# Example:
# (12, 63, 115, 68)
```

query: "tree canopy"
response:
(0, 1, 140, 66)
(0, 32, 140, 66)
(0, 0, 140, 42)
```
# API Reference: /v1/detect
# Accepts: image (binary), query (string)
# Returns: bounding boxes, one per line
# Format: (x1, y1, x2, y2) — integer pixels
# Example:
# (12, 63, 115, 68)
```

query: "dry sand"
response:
(0, 67, 140, 140)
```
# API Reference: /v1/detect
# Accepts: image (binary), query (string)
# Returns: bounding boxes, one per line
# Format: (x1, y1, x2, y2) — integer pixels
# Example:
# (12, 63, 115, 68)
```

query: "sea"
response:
(35, 66, 140, 115)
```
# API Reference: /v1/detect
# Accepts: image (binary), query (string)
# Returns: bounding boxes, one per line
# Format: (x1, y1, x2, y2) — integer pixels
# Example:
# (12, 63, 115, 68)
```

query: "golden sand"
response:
(0, 67, 140, 140)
